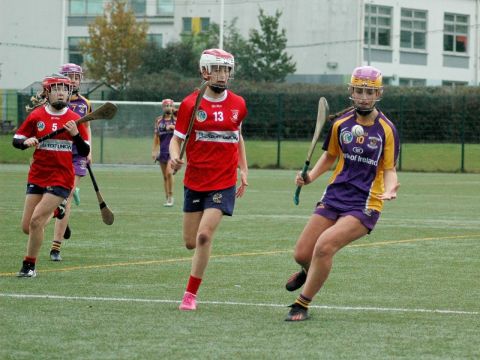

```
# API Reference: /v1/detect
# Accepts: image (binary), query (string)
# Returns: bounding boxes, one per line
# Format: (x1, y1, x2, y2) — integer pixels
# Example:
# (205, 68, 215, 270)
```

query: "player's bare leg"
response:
(286, 216, 367, 320)
(183, 211, 203, 249)
(160, 162, 174, 206)
(18, 193, 63, 277)
(285, 214, 334, 291)
(180, 208, 223, 310)
(51, 176, 79, 260)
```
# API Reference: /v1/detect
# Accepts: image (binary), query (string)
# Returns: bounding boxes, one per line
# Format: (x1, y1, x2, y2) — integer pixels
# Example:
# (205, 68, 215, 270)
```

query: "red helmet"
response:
(42, 74, 73, 92)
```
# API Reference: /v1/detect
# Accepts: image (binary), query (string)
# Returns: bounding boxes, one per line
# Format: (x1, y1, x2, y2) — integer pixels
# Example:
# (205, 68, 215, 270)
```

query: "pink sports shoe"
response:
(179, 291, 197, 311)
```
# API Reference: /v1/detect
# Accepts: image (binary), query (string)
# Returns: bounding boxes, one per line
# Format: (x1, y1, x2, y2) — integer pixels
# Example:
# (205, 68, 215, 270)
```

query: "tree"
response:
(81, 0, 148, 89)
(240, 9, 296, 82)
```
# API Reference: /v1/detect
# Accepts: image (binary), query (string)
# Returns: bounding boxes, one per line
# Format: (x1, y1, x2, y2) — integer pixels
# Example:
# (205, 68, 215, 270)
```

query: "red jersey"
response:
(175, 89, 247, 191)
(14, 105, 87, 190)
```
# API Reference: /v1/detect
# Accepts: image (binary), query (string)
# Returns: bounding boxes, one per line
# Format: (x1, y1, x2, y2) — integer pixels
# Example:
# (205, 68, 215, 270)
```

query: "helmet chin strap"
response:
(51, 101, 68, 110)
(355, 107, 375, 116)
(209, 84, 226, 93)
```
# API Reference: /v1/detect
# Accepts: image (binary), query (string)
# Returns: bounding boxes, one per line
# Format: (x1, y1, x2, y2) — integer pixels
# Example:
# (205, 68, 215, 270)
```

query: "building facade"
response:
(1, 0, 479, 90)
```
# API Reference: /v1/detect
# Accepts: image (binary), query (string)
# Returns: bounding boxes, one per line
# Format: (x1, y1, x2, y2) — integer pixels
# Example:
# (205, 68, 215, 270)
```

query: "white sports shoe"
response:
(164, 197, 174, 207)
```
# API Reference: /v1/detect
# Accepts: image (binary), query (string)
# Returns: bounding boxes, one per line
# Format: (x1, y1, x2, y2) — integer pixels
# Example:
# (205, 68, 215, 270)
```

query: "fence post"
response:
(460, 95, 465, 173)
(398, 96, 403, 171)
(99, 91, 105, 164)
(276, 94, 284, 168)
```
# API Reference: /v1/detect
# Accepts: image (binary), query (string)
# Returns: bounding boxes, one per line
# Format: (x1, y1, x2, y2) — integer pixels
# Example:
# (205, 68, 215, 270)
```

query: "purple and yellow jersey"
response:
(155, 117, 176, 154)
(68, 94, 92, 156)
(321, 109, 400, 212)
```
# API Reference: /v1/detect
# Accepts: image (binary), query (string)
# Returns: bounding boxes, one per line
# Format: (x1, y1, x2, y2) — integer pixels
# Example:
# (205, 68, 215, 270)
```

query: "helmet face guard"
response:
(60, 63, 83, 92)
(348, 66, 383, 115)
(199, 49, 234, 92)
(42, 74, 73, 110)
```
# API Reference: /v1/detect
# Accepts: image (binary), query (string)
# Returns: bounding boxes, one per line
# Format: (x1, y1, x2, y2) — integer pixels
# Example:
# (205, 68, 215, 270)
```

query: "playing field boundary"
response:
(1, 293, 477, 316)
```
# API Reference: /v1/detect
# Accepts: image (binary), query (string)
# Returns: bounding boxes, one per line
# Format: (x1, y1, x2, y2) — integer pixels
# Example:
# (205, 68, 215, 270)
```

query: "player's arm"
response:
(65, 120, 90, 157)
(236, 130, 248, 198)
(169, 135, 184, 171)
(152, 120, 160, 160)
(297, 151, 337, 186)
(12, 136, 38, 150)
(379, 168, 399, 200)
(12, 115, 38, 149)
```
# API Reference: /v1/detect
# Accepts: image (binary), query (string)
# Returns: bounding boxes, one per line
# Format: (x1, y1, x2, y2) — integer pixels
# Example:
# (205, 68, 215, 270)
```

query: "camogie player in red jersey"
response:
(12, 74, 90, 277)
(170, 48, 249, 310)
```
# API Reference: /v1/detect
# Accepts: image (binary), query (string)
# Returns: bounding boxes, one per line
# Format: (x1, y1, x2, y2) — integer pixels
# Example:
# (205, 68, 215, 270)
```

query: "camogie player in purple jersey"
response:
(49, 63, 93, 261)
(151, 99, 176, 207)
(285, 66, 400, 321)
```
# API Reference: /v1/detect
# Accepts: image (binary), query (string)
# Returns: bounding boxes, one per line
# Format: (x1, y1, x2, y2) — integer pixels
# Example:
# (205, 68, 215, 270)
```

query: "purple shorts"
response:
(156, 152, 171, 164)
(313, 202, 380, 233)
(73, 155, 87, 177)
(183, 185, 236, 216)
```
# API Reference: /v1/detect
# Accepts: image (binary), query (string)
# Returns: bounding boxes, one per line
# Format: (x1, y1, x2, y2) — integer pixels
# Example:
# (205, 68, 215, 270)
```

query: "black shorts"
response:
(26, 183, 70, 199)
(183, 185, 236, 216)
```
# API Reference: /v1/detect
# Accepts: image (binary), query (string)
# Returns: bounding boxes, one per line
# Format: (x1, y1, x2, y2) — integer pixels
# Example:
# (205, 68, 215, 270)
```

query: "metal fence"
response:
(14, 91, 480, 172)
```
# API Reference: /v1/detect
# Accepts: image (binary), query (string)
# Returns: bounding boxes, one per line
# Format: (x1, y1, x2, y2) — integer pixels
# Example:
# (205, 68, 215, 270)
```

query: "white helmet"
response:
(199, 49, 235, 78)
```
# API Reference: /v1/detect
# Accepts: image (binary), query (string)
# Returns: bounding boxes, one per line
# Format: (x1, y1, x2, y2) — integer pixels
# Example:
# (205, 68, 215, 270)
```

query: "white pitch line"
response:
(0, 293, 477, 316)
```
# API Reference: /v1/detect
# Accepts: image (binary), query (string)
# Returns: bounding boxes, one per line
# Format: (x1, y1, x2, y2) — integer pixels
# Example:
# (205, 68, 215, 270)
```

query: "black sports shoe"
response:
(50, 250, 62, 261)
(285, 303, 310, 322)
(53, 200, 67, 220)
(285, 268, 307, 291)
(63, 224, 71, 239)
(17, 261, 37, 278)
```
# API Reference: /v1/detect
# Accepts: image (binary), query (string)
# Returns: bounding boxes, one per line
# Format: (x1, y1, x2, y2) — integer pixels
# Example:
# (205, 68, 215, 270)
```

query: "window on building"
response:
(399, 78, 427, 86)
(442, 80, 468, 87)
(157, 0, 174, 16)
(400, 8, 427, 50)
(182, 17, 210, 34)
(444, 13, 468, 53)
(130, 0, 146, 15)
(364, 4, 392, 47)
(69, 0, 104, 16)
(68, 37, 88, 65)
(147, 34, 163, 48)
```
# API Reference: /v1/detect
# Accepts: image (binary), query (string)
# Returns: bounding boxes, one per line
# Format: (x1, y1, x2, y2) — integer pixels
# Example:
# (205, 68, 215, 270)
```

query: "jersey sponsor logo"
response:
(195, 130, 239, 143)
(343, 153, 378, 166)
(38, 139, 73, 152)
(37, 121, 46, 131)
(196, 110, 208, 122)
(353, 147, 364, 154)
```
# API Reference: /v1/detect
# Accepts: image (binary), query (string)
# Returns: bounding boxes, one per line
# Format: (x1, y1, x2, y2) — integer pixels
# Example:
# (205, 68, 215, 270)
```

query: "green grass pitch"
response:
(0, 165, 479, 359)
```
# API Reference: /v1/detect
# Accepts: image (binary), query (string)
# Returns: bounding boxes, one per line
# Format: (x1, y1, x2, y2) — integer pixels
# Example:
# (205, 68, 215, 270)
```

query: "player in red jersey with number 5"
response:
(170, 49, 248, 311)
(12, 74, 90, 277)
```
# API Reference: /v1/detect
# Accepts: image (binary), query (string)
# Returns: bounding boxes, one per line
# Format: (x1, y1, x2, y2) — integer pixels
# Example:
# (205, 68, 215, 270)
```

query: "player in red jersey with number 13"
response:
(170, 48, 248, 311)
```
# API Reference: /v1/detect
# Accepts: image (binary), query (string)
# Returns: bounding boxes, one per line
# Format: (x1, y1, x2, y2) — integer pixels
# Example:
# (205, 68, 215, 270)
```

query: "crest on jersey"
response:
(230, 109, 239, 123)
(367, 136, 380, 150)
(341, 131, 353, 144)
(212, 192, 223, 204)
(196, 110, 207, 122)
(37, 121, 46, 131)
